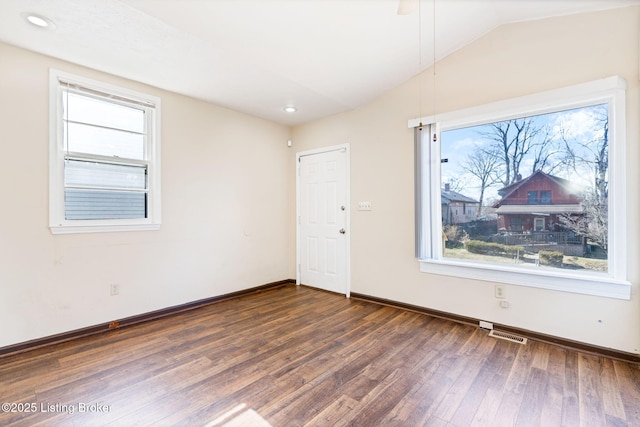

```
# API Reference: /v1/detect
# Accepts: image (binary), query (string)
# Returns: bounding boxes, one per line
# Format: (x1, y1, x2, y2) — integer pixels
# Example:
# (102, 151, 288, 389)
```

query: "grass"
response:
(443, 247, 608, 272)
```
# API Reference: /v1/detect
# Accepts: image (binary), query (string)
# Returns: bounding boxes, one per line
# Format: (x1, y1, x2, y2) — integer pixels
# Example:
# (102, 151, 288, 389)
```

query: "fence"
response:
(493, 231, 583, 247)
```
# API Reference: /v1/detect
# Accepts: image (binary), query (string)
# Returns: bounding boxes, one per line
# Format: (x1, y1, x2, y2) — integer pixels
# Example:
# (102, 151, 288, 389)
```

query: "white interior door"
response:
(297, 146, 349, 295)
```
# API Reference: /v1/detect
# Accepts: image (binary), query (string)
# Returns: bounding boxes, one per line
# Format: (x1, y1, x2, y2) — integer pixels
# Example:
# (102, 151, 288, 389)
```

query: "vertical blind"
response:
(414, 123, 439, 261)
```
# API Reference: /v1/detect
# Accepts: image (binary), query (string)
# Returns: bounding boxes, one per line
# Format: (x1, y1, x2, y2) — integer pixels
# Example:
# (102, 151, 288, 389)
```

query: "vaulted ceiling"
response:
(0, 0, 638, 126)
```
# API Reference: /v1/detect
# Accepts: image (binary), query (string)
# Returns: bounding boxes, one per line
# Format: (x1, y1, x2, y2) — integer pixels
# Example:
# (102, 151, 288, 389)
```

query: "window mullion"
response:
(63, 119, 147, 136)
(63, 185, 149, 193)
(65, 152, 149, 168)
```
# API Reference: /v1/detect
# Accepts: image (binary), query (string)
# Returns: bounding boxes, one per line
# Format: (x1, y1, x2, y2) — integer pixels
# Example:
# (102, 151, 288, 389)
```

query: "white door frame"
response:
(296, 143, 351, 298)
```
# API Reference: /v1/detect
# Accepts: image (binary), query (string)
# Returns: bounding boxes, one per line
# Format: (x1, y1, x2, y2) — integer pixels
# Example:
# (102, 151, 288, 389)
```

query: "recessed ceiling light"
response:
(24, 13, 56, 29)
(284, 106, 297, 113)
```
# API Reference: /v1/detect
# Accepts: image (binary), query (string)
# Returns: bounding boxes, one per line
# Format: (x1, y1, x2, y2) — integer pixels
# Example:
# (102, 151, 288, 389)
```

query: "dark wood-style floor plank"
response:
(562, 350, 582, 427)
(1, 284, 639, 427)
(612, 359, 640, 426)
(538, 345, 565, 427)
(578, 353, 608, 426)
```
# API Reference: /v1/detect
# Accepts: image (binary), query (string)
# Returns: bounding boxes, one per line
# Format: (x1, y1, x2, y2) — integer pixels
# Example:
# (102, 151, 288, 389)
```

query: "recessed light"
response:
(284, 106, 297, 113)
(24, 13, 56, 29)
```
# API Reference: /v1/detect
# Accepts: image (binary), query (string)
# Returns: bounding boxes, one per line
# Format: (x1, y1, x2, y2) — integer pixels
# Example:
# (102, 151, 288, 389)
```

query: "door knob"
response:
(339, 228, 346, 234)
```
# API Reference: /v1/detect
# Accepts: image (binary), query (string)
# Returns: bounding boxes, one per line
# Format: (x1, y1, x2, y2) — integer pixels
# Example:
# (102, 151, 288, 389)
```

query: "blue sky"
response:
(440, 103, 607, 205)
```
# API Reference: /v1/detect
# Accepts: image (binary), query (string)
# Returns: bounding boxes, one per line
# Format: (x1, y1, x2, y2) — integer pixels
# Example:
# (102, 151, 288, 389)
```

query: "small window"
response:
(534, 217, 545, 231)
(50, 70, 161, 234)
(540, 190, 552, 204)
(527, 191, 538, 204)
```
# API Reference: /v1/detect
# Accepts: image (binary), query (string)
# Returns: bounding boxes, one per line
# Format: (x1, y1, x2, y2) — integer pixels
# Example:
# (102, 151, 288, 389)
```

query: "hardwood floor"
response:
(1, 284, 639, 426)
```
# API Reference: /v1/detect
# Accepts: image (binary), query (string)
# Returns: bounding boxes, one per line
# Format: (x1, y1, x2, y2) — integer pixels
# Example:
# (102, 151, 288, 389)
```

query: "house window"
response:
(413, 77, 630, 299)
(49, 70, 161, 234)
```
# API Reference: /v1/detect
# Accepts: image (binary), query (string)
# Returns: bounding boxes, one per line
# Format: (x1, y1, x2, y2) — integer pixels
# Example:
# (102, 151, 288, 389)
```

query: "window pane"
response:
(66, 122, 144, 160)
(65, 160, 146, 190)
(64, 91, 144, 133)
(65, 189, 146, 220)
(440, 104, 608, 273)
(52, 71, 160, 231)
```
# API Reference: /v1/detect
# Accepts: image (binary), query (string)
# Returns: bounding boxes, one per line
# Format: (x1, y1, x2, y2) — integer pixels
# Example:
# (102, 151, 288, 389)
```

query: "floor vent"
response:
(489, 330, 527, 345)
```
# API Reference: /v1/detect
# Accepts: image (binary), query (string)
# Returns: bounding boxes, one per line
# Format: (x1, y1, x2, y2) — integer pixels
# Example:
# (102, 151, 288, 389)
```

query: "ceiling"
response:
(0, 0, 638, 126)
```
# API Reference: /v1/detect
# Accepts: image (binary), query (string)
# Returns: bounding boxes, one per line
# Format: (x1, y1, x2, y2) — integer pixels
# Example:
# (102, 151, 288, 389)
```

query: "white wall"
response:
(291, 7, 640, 354)
(2, 7, 638, 355)
(0, 42, 294, 348)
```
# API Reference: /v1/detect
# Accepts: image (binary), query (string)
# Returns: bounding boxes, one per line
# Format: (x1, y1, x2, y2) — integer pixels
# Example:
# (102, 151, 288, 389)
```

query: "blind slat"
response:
(65, 190, 146, 220)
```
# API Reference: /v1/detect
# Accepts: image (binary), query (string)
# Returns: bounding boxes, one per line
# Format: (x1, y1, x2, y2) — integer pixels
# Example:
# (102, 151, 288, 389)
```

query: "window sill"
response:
(419, 259, 631, 300)
(50, 223, 160, 235)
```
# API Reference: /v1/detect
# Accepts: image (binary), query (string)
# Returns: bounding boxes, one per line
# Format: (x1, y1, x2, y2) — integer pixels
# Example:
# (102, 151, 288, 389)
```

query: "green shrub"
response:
(445, 240, 464, 249)
(465, 240, 524, 257)
(539, 250, 564, 266)
(504, 245, 524, 256)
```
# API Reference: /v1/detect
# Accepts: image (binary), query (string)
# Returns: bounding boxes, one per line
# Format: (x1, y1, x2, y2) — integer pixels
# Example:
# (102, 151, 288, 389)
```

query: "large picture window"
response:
(49, 70, 161, 234)
(412, 77, 630, 299)
(441, 103, 608, 272)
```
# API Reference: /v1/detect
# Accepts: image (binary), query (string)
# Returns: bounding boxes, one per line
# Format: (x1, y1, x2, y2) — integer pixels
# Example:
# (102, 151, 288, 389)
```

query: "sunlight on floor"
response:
(205, 403, 272, 427)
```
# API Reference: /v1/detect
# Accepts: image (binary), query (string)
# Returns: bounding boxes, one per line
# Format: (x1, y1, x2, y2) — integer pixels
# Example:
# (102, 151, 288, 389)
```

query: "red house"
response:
(493, 170, 584, 233)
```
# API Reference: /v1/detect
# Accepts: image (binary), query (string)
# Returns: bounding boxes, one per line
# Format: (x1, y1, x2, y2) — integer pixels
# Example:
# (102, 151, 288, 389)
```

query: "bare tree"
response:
(479, 118, 553, 186)
(593, 107, 609, 204)
(461, 148, 501, 216)
(557, 105, 609, 252)
(559, 189, 608, 253)
(442, 176, 467, 193)
(558, 105, 608, 199)
(531, 126, 563, 175)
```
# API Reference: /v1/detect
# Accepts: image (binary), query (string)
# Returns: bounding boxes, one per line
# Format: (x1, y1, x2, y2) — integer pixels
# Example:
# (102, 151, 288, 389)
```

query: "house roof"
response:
(442, 190, 478, 204)
(493, 170, 580, 208)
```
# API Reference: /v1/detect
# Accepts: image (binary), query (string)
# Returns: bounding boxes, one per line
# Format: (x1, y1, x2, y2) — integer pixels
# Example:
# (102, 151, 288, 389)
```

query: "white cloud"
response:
(550, 105, 606, 142)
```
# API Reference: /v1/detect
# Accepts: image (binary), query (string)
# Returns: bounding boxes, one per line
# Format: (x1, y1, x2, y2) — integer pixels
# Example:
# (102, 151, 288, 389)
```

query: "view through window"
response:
(440, 103, 609, 274)
(50, 70, 161, 234)
(63, 90, 149, 220)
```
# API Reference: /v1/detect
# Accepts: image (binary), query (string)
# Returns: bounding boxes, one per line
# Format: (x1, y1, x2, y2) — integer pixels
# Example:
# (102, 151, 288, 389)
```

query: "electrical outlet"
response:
(495, 284, 506, 299)
(110, 284, 120, 296)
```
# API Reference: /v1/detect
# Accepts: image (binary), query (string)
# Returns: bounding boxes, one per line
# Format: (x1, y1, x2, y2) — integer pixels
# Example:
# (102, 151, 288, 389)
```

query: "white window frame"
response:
(49, 69, 161, 234)
(410, 76, 631, 300)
